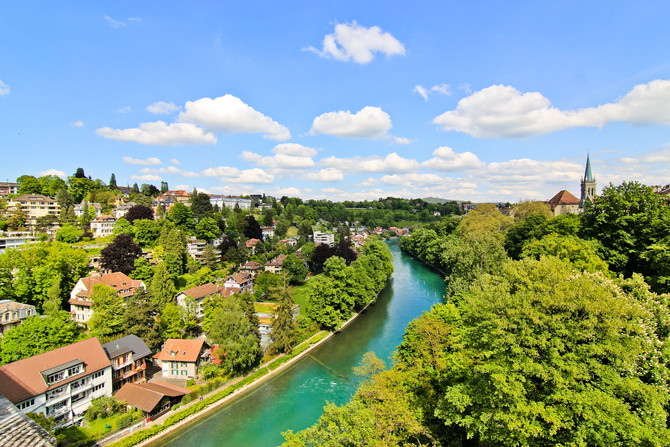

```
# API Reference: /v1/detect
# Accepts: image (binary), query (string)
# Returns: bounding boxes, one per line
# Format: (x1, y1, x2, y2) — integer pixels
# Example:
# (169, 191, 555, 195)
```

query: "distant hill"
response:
(422, 197, 468, 204)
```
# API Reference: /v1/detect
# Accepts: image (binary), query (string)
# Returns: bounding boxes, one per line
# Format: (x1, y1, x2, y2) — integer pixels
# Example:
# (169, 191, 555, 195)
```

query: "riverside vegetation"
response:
(283, 181, 670, 447)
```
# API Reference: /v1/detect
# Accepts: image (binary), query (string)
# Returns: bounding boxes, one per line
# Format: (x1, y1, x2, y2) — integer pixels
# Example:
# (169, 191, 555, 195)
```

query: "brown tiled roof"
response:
(547, 190, 580, 207)
(153, 339, 206, 363)
(221, 287, 240, 298)
(178, 283, 222, 300)
(0, 337, 110, 404)
(226, 272, 253, 284)
(240, 261, 261, 270)
(265, 255, 288, 267)
(0, 300, 34, 313)
(0, 394, 56, 447)
(114, 381, 190, 413)
(69, 272, 144, 304)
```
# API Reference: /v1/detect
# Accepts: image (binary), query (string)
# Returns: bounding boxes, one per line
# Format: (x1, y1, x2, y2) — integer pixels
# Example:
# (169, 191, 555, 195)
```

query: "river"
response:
(150, 240, 445, 447)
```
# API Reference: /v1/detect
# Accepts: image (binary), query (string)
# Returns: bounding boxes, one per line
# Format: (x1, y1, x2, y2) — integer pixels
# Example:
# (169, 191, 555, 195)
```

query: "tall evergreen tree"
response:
(151, 262, 176, 309)
(109, 173, 117, 189)
(269, 285, 296, 355)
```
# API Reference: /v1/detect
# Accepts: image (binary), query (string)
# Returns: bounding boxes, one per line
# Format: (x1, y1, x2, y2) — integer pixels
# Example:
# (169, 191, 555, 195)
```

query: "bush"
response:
(116, 413, 134, 429)
(186, 378, 195, 387)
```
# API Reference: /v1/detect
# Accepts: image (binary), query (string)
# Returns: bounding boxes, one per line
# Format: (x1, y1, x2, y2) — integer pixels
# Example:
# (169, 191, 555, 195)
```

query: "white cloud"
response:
(421, 146, 485, 171)
(131, 174, 162, 182)
(173, 184, 190, 191)
(70, 120, 84, 127)
(117, 106, 132, 113)
(380, 173, 449, 186)
(305, 21, 405, 64)
(320, 152, 419, 173)
(0, 80, 10, 96)
(484, 158, 582, 184)
(242, 143, 318, 171)
(414, 84, 451, 101)
(170, 158, 181, 165)
(310, 106, 394, 139)
(122, 156, 162, 166)
(179, 94, 290, 141)
(201, 166, 274, 184)
(434, 79, 670, 138)
(303, 168, 344, 182)
(272, 143, 318, 158)
(97, 121, 217, 146)
(272, 187, 302, 197)
(37, 169, 66, 178)
(146, 101, 179, 114)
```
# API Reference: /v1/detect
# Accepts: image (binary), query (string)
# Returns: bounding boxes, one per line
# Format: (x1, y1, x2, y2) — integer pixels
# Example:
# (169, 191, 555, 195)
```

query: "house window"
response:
(18, 399, 35, 410)
(181, 370, 187, 375)
(47, 371, 64, 385)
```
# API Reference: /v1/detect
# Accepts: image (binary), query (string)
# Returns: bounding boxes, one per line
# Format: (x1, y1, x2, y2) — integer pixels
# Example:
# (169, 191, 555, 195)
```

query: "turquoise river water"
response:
(150, 240, 445, 447)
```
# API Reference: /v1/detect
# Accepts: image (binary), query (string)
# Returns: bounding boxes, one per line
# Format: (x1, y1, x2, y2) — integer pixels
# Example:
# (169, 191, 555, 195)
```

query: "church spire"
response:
(580, 154, 596, 208)
(584, 154, 594, 182)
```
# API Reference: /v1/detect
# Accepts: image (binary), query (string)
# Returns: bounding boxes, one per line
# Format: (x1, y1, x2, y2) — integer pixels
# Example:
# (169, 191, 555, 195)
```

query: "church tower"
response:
(580, 155, 596, 208)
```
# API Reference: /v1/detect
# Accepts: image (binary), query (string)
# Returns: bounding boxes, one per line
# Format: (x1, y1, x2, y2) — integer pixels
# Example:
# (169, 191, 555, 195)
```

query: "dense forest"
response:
(283, 181, 670, 446)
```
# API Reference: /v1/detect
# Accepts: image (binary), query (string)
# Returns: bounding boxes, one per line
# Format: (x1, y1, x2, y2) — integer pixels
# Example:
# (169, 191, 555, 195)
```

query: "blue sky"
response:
(1, 1, 670, 202)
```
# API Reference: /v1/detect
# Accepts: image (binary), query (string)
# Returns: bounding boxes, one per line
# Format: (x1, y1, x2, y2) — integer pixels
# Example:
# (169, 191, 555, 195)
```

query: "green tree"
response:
(208, 296, 262, 375)
(521, 233, 609, 273)
(17, 175, 42, 194)
(190, 192, 213, 221)
(150, 262, 176, 309)
(282, 253, 308, 285)
(112, 217, 134, 236)
(195, 216, 220, 241)
(268, 285, 296, 355)
(158, 303, 186, 340)
(133, 218, 161, 247)
(109, 173, 117, 189)
(55, 224, 84, 243)
(168, 202, 195, 232)
(122, 288, 162, 351)
(580, 181, 670, 292)
(202, 244, 219, 270)
(0, 312, 82, 364)
(88, 283, 125, 341)
(129, 257, 155, 282)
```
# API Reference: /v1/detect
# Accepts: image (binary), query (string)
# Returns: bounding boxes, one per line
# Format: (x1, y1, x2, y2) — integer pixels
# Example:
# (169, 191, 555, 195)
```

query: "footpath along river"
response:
(150, 240, 445, 447)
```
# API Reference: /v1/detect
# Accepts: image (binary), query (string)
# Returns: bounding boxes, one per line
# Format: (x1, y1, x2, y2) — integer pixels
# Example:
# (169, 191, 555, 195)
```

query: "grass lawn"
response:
(286, 226, 299, 237)
(254, 302, 278, 314)
(292, 283, 310, 315)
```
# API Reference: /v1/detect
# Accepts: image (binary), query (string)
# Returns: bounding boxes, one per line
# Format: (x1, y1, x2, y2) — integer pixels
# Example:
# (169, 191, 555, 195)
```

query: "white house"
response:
(313, 231, 335, 247)
(69, 273, 146, 323)
(0, 337, 113, 427)
(90, 215, 116, 239)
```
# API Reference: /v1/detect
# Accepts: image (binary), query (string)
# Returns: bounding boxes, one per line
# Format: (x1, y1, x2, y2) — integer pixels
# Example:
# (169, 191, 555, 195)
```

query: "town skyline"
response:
(1, 2, 670, 203)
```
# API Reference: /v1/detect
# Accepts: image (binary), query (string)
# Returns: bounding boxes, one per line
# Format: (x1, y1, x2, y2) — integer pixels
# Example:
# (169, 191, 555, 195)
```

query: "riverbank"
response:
(108, 295, 378, 447)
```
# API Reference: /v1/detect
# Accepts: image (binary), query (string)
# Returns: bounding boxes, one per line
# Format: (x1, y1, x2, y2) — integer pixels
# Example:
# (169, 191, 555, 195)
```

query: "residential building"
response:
(153, 339, 209, 379)
(0, 182, 20, 199)
(239, 261, 262, 278)
(90, 215, 116, 239)
(264, 255, 288, 274)
(73, 202, 102, 218)
(8, 194, 59, 230)
(246, 238, 261, 254)
(279, 238, 297, 247)
(0, 300, 37, 336)
(0, 231, 39, 254)
(186, 237, 219, 262)
(260, 226, 275, 239)
(0, 337, 113, 426)
(176, 283, 224, 319)
(69, 272, 146, 323)
(114, 202, 137, 219)
(153, 190, 191, 214)
(113, 381, 190, 421)
(102, 335, 152, 392)
(223, 272, 254, 292)
(209, 195, 251, 210)
(547, 190, 580, 216)
(313, 231, 335, 247)
(0, 394, 57, 447)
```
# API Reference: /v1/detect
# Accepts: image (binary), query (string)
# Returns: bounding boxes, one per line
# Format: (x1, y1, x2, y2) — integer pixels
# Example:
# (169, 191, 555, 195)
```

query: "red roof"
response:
(68, 272, 144, 306)
(0, 337, 110, 404)
(178, 283, 222, 300)
(153, 339, 206, 363)
(547, 190, 580, 207)
(114, 381, 190, 413)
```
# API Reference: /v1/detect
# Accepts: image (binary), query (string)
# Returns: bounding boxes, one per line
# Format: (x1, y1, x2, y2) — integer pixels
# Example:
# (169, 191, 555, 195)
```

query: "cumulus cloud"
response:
(117, 106, 132, 113)
(179, 94, 290, 141)
(37, 169, 66, 178)
(485, 158, 582, 184)
(434, 79, 670, 138)
(305, 21, 405, 64)
(97, 121, 217, 146)
(201, 166, 274, 184)
(70, 121, 84, 127)
(272, 187, 302, 197)
(414, 84, 451, 101)
(123, 156, 162, 166)
(146, 101, 179, 114)
(170, 158, 181, 165)
(310, 106, 396, 139)
(380, 173, 449, 186)
(320, 152, 419, 173)
(131, 174, 162, 182)
(303, 168, 344, 182)
(241, 143, 318, 172)
(0, 80, 10, 96)
(272, 143, 318, 158)
(421, 146, 485, 171)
